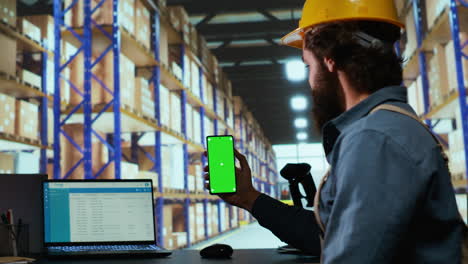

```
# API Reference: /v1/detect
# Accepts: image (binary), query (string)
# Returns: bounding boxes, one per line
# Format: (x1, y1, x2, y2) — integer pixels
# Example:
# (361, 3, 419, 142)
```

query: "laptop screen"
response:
(43, 180, 155, 244)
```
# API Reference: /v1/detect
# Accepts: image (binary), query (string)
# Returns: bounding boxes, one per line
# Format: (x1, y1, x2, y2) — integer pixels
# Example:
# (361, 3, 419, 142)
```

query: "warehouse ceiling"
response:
(18, 0, 318, 144)
(168, 0, 319, 145)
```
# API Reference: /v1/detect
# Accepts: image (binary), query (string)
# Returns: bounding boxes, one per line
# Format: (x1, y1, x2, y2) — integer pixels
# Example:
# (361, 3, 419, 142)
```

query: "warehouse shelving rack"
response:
(401, 0, 468, 217)
(405, 0, 468, 180)
(48, 0, 277, 249)
(0, 19, 51, 173)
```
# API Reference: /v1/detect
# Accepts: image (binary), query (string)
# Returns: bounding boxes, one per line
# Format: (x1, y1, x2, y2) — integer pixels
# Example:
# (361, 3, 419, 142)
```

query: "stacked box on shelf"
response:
(172, 204, 187, 248)
(428, 44, 449, 107)
(136, 77, 155, 117)
(64, 0, 136, 36)
(163, 204, 173, 249)
(211, 203, 219, 235)
(0, 1, 16, 27)
(17, 17, 41, 43)
(170, 92, 182, 134)
(403, 5, 417, 60)
(188, 204, 196, 243)
(216, 90, 226, 120)
(135, 0, 151, 50)
(16, 100, 39, 140)
(192, 107, 202, 144)
(195, 203, 205, 241)
(0, 32, 16, 75)
(23, 15, 55, 50)
(204, 116, 214, 137)
(189, 24, 199, 56)
(426, 0, 450, 30)
(407, 76, 424, 116)
(448, 129, 466, 186)
(0, 94, 15, 135)
(394, 0, 410, 18)
(445, 33, 468, 91)
(159, 83, 171, 127)
(167, 6, 190, 45)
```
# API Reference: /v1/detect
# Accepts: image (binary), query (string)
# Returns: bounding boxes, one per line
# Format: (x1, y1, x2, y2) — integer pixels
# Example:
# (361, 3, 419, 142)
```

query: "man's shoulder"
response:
(340, 104, 438, 160)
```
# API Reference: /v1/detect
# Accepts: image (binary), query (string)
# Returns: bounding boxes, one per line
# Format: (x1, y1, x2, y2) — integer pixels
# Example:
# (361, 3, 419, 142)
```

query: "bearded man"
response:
(204, 1, 464, 263)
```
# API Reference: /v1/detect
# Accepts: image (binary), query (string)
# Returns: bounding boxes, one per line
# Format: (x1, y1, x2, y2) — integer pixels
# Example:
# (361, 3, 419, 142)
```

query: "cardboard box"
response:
(65, 0, 135, 35)
(136, 77, 153, 116)
(192, 108, 201, 144)
(0, 153, 15, 174)
(45, 107, 54, 145)
(163, 205, 173, 249)
(17, 17, 42, 43)
(172, 232, 187, 248)
(168, 6, 189, 33)
(135, 0, 151, 50)
(189, 204, 196, 243)
(426, 0, 450, 30)
(136, 171, 159, 188)
(160, 84, 171, 126)
(21, 69, 42, 88)
(211, 204, 219, 235)
(403, 7, 417, 60)
(171, 93, 182, 133)
(196, 203, 205, 241)
(0, 94, 16, 134)
(0, 0, 16, 27)
(428, 44, 449, 106)
(160, 24, 169, 66)
(445, 33, 468, 92)
(24, 15, 55, 50)
(191, 61, 200, 97)
(15, 100, 39, 140)
(0, 33, 16, 75)
(183, 55, 191, 87)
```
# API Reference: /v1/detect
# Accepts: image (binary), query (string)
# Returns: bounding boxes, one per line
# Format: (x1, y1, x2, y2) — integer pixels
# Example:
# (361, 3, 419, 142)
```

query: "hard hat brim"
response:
(281, 18, 405, 49)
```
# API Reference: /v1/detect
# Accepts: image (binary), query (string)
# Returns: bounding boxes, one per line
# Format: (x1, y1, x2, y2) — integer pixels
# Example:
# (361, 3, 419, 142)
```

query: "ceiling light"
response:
(285, 60, 306, 81)
(291, 96, 308, 111)
(297, 132, 308, 141)
(294, 118, 308, 129)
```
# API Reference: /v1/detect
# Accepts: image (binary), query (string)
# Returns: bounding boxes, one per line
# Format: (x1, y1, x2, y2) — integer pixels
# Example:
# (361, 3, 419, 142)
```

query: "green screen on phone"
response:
(207, 136, 237, 194)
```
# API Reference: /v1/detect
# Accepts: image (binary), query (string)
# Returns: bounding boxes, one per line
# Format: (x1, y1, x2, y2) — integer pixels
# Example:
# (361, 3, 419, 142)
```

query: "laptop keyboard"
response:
(49, 244, 161, 252)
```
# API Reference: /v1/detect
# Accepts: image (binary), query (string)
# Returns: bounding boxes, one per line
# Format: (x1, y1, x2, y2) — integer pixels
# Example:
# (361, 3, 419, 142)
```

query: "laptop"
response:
(42, 179, 171, 258)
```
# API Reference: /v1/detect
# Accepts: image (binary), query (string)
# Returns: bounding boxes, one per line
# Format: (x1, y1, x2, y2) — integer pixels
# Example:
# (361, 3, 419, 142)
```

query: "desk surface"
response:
(36, 249, 320, 264)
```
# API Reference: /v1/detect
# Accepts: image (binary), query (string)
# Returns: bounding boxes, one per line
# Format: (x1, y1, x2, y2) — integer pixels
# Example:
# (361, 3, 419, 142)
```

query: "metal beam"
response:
(258, 10, 280, 22)
(213, 45, 301, 63)
(166, 0, 304, 15)
(198, 19, 297, 40)
(196, 12, 217, 27)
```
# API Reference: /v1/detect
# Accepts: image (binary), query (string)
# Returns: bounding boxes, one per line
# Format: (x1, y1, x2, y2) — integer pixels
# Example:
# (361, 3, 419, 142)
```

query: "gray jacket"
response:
(252, 86, 464, 263)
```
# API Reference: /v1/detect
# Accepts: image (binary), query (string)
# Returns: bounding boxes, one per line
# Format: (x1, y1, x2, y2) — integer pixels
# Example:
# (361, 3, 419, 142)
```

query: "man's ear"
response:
(323, 57, 336, 73)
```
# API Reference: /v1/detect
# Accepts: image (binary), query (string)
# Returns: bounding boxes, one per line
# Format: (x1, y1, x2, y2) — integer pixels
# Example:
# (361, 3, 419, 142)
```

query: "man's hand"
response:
(204, 149, 261, 212)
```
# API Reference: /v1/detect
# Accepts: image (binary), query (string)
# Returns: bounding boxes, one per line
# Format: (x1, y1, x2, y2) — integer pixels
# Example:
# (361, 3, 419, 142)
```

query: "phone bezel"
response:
(206, 135, 237, 195)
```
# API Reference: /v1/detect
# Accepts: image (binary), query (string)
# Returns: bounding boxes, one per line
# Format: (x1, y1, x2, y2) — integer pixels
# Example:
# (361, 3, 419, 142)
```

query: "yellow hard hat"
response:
(281, 0, 405, 49)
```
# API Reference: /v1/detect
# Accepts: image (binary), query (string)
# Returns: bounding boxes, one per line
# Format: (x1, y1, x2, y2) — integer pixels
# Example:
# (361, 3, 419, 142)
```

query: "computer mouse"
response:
(200, 243, 233, 259)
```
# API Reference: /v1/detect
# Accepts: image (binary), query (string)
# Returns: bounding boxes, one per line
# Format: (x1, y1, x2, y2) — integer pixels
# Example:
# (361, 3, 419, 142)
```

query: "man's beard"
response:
(311, 63, 346, 133)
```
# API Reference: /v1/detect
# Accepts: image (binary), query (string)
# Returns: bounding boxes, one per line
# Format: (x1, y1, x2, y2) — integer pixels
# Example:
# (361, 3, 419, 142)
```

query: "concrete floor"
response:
(189, 222, 287, 250)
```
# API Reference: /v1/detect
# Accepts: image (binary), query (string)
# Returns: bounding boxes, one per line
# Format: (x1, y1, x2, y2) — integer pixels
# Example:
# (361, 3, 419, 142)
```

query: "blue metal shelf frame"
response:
(40, 51, 49, 174)
(180, 44, 191, 247)
(199, 66, 209, 239)
(151, 8, 164, 247)
(449, 0, 468, 191)
(412, 0, 432, 128)
(53, 0, 123, 180)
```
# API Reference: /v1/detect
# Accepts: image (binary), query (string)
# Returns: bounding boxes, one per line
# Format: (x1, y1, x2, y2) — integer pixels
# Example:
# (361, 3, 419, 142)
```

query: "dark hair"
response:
(305, 21, 403, 93)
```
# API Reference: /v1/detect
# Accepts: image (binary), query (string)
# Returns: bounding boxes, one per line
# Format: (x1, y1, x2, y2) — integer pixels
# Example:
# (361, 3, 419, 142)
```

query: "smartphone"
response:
(206, 135, 237, 194)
